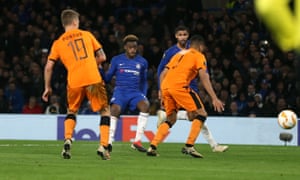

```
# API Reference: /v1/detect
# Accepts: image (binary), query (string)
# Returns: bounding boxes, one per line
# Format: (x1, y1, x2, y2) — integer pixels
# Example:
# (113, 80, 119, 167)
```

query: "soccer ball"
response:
(277, 110, 298, 129)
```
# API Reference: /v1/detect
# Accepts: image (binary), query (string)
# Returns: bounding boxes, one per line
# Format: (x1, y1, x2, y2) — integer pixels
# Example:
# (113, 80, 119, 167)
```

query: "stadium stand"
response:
(0, 0, 299, 116)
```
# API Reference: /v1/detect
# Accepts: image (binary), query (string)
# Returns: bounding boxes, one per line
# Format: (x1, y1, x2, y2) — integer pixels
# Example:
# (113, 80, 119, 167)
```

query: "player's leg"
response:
(147, 90, 177, 156)
(97, 110, 110, 160)
(182, 111, 205, 158)
(178, 89, 205, 158)
(177, 110, 188, 119)
(106, 89, 124, 152)
(176, 109, 229, 152)
(156, 109, 186, 128)
(131, 94, 150, 152)
(62, 114, 76, 159)
(157, 109, 167, 128)
(62, 86, 85, 159)
(108, 104, 121, 149)
(86, 83, 111, 160)
(201, 124, 229, 152)
(159, 106, 228, 152)
(98, 105, 111, 160)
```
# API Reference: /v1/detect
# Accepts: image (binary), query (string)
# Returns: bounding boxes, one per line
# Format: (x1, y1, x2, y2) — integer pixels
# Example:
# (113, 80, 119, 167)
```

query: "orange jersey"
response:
(48, 29, 103, 88)
(161, 48, 207, 90)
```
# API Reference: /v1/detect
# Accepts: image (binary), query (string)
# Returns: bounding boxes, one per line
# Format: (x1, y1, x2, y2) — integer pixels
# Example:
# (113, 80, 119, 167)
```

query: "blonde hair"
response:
(123, 34, 139, 45)
(61, 9, 79, 27)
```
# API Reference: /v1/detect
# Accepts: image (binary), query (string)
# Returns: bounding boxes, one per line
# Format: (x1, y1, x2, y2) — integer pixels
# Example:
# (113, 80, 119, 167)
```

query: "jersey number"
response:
(68, 38, 88, 60)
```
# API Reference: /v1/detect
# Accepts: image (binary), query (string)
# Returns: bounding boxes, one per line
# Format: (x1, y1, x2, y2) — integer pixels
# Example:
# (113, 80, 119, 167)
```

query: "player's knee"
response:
(165, 121, 174, 128)
(100, 116, 110, 126)
(138, 101, 150, 112)
(99, 106, 110, 116)
(65, 113, 76, 121)
(165, 112, 177, 128)
(110, 104, 121, 117)
(188, 110, 207, 121)
(195, 115, 207, 122)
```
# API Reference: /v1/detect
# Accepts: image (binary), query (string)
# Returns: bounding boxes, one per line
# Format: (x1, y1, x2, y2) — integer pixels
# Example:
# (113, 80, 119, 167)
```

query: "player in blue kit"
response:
(157, 25, 228, 152)
(105, 34, 149, 152)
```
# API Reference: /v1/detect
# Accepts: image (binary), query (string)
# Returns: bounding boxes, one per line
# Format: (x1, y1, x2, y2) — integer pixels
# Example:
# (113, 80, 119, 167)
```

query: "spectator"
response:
(4, 81, 24, 113)
(0, 88, 9, 113)
(276, 97, 288, 114)
(224, 101, 241, 116)
(0, 0, 298, 117)
(229, 83, 239, 102)
(248, 67, 259, 86)
(22, 96, 43, 114)
(214, 81, 223, 96)
(247, 83, 256, 98)
(259, 78, 271, 98)
(263, 91, 277, 117)
(219, 89, 231, 113)
(221, 77, 230, 91)
(236, 92, 247, 113)
(221, 58, 236, 80)
(254, 93, 266, 116)
(44, 94, 60, 114)
(240, 95, 260, 117)
(29, 62, 43, 97)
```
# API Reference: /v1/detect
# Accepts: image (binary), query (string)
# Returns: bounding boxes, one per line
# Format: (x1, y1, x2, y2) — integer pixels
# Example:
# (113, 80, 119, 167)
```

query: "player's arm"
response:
(157, 53, 168, 78)
(159, 67, 169, 88)
(42, 60, 55, 102)
(198, 69, 224, 112)
(89, 31, 107, 65)
(157, 51, 173, 89)
(158, 67, 168, 100)
(95, 48, 107, 65)
(140, 61, 148, 95)
(105, 57, 117, 83)
(96, 48, 107, 81)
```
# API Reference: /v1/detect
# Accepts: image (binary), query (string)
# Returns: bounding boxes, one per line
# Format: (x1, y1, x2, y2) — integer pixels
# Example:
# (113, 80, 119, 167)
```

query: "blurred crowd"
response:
(0, 0, 299, 117)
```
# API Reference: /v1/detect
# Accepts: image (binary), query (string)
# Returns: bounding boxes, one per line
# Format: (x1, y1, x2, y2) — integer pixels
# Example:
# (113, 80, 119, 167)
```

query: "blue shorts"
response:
(110, 89, 148, 113)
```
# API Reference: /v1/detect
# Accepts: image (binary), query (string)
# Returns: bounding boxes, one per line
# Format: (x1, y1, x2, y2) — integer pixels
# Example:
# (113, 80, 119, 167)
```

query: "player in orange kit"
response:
(147, 35, 224, 158)
(42, 9, 110, 160)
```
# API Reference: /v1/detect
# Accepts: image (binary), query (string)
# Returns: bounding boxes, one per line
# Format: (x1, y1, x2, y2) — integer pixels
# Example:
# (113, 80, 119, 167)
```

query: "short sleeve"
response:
(87, 32, 102, 51)
(195, 53, 207, 72)
(48, 40, 60, 61)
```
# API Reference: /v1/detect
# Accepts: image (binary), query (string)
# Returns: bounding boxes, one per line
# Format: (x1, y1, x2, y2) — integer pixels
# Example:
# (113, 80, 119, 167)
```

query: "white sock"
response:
(108, 116, 118, 144)
(174, 111, 218, 148)
(177, 110, 188, 120)
(134, 112, 149, 142)
(201, 123, 218, 148)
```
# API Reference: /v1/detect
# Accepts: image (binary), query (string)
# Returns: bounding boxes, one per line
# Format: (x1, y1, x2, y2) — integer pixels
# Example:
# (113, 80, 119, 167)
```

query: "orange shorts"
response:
(161, 87, 205, 117)
(67, 82, 109, 113)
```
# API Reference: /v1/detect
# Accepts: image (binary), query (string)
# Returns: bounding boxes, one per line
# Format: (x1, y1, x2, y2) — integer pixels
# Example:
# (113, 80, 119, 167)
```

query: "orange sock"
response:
(64, 119, 76, 140)
(186, 119, 203, 145)
(100, 125, 109, 147)
(151, 123, 170, 147)
(99, 116, 110, 147)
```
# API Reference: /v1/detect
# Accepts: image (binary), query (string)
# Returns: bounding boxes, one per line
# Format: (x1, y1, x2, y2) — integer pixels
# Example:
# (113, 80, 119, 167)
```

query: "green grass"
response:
(0, 140, 299, 180)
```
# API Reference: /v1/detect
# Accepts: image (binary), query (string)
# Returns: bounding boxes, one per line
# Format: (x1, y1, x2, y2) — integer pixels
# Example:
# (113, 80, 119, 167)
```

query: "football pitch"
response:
(0, 140, 299, 180)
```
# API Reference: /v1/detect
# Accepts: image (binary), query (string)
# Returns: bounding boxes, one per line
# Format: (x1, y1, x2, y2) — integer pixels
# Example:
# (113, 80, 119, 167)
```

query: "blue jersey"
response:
(157, 43, 199, 93)
(105, 53, 148, 112)
(106, 53, 148, 95)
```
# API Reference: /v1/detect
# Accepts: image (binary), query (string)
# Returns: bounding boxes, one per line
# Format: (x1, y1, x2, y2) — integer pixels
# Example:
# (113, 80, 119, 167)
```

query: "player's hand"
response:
(42, 88, 52, 102)
(212, 98, 225, 113)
